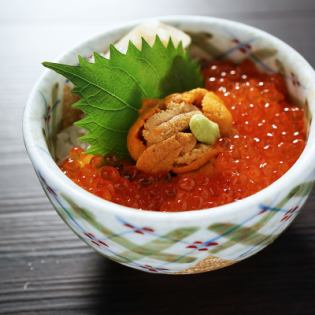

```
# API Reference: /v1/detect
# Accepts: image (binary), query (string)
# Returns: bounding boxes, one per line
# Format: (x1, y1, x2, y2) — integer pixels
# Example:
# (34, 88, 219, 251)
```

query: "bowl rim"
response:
(23, 15, 315, 222)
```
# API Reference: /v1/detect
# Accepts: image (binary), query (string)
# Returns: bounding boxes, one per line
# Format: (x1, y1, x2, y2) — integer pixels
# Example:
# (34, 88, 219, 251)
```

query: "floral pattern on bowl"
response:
(37, 167, 313, 274)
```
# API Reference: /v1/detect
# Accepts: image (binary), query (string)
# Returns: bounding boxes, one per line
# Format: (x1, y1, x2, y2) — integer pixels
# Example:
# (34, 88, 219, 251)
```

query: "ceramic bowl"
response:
(23, 16, 315, 274)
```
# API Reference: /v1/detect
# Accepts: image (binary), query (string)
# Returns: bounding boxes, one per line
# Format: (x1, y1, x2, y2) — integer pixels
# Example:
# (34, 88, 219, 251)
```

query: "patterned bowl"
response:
(23, 16, 315, 274)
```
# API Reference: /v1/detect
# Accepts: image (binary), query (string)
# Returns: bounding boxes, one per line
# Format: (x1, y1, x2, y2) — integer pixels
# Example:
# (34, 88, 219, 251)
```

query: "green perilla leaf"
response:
(43, 36, 203, 156)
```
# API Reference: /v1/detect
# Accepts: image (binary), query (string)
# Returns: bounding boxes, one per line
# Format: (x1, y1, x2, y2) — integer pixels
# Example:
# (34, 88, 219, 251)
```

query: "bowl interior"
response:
(39, 17, 313, 161)
(24, 16, 315, 217)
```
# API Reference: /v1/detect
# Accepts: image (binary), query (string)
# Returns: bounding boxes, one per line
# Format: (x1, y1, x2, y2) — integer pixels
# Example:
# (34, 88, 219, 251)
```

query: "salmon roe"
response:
(60, 60, 306, 211)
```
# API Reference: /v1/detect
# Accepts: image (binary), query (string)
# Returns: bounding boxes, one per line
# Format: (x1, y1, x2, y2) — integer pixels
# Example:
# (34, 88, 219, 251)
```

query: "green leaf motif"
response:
(51, 82, 59, 105)
(208, 210, 276, 254)
(63, 195, 197, 264)
(118, 228, 198, 264)
(304, 99, 312, 130)
(187, 31, 222, 58)
(208, 223, 273, 254)
(43, 37, 203, 156)
(277, 181, 314, 209)
(208, 181, 313, 254)
(249, 48, 277, 61)
(275, 58, 286, 76)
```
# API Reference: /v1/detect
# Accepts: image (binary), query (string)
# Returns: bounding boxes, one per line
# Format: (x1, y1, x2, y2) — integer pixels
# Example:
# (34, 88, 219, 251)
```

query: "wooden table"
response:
(1, 1, 315, 314)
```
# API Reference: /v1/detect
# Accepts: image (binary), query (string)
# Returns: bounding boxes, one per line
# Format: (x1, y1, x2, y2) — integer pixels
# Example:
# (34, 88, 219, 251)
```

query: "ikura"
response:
(60, 60, 306, 211)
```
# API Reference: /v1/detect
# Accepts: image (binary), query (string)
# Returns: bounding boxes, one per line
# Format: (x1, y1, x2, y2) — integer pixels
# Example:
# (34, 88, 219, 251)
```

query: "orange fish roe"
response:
(60, 60, 306, 211)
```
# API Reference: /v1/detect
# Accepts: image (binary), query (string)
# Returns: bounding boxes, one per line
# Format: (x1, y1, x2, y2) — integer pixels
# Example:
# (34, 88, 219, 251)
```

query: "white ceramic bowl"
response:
(23, 16, 315, 274)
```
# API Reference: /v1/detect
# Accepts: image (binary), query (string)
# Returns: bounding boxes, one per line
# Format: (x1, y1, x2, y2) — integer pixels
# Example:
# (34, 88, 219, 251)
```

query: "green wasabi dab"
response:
(189, 113, 220, 145)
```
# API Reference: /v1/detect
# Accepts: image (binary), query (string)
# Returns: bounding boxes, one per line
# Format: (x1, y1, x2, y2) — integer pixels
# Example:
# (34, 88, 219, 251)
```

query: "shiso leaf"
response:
(42, 36, 203, 156)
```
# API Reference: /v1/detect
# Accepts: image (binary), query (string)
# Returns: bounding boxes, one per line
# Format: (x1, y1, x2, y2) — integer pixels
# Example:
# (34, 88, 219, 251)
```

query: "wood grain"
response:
(1, 1, 315, 314)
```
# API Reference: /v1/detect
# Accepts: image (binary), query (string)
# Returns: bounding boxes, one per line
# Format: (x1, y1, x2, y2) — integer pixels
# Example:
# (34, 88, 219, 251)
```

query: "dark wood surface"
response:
(1, 1, 315, 314)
